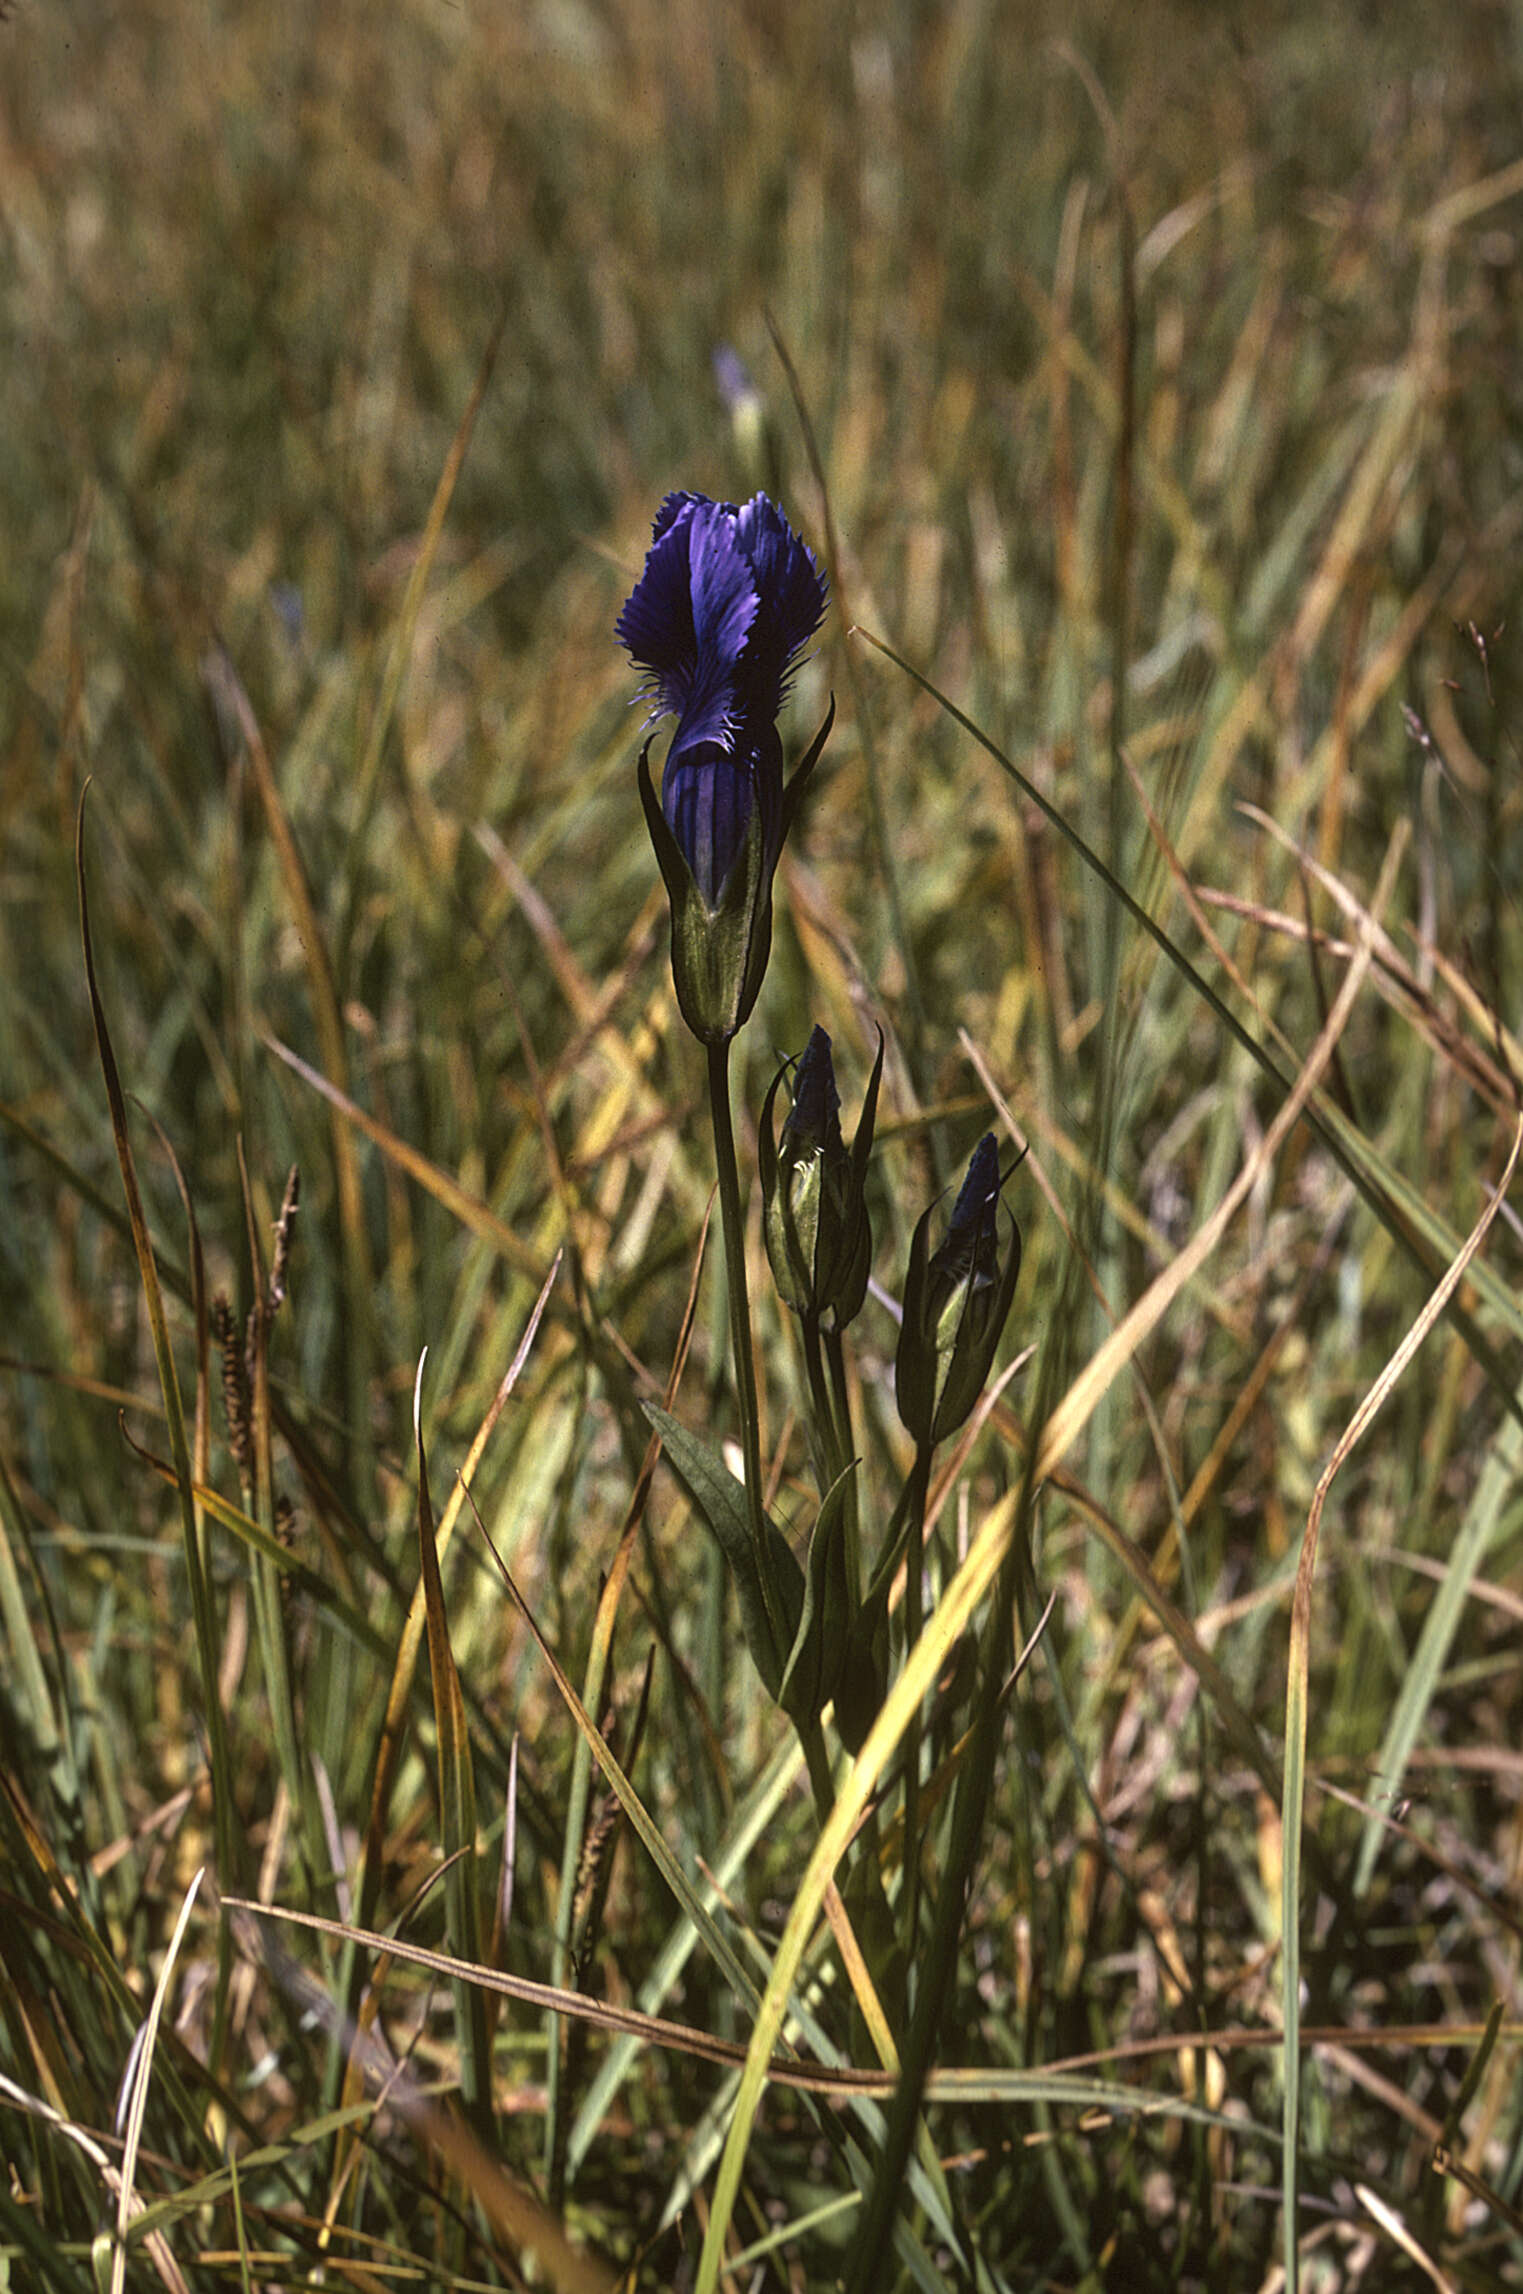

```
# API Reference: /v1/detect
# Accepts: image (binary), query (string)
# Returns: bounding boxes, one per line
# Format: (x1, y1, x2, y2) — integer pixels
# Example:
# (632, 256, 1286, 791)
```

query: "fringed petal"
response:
(615, 516, 697, 698)
(735, 493, 828, 705)
(677, 503, 759, 751)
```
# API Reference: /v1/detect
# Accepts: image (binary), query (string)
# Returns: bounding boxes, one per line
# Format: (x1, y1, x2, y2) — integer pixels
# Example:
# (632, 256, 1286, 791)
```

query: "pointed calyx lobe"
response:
(895, 1133, 1021, 1448)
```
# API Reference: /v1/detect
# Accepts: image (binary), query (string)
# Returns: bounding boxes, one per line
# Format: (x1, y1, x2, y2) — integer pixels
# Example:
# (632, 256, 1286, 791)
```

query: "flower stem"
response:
(901, 1440, 934, 1969)
(824, 1325, 861, 1595)
(798, 1715, 837, 1823)
(705, 1037, 787, 1670)
(800, 1312, 842, 1498)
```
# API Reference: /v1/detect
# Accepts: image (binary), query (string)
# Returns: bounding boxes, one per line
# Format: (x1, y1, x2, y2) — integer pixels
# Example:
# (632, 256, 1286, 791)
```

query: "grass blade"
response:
(1280, 1113, 1522, 2291)
(76, 789, 239, 1902)
(413, 1351, 492, 2133)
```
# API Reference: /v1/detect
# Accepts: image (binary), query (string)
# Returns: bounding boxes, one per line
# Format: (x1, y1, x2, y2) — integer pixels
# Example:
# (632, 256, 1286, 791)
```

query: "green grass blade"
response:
(414, 1352, 493, 2132)
(76, 790, 240, 1901)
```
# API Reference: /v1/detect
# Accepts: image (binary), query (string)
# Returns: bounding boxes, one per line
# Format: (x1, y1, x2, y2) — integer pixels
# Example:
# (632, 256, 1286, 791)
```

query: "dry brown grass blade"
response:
(76, 789, 239, 1898)
(412, 1352, 491, 2118)
(1120, 746, 1295, 1061)
(350, 311, 507, 836)
(1173, 1189, 1355, 1541)
(1195, 884, 1517, 1114)
(1031, 821, 1402, 1488)
(329, 1256, 561, 2205)
(230, 1896, 887, 2098)
(228, 1900, 617, 2294)
(1041, 1464, 1280, 1798)
(423, 2098, 618, 2294)
(1280, 1106, 1523, 2269)
(1351, 2182, 1457, 2292)
(476, 831, 674, 1124)
(96, 1871, 1519, 2146)
(1290, 1101, 1523, 1747)
(349, 1252, 561, 1939)
(111, 1867, 203, 2294)
(474, 1523, 773, 2023)
(0, 2073, 189, 2294)
(264, 1030, 550, 1281)
(0, 1358, 165, 1416)
(1240, 798, 1523, 1103)
(204, 653, 371, 1308)
(585, 1186, 712, 1667)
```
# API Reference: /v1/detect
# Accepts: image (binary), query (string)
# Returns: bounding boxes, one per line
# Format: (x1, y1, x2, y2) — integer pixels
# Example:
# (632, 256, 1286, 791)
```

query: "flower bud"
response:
(759, 1026, 882, 1330)
(895, 1133, 1020, 1448)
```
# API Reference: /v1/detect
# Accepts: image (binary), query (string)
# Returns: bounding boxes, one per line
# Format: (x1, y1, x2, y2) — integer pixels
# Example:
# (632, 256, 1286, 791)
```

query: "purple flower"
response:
(617, 492, 827, 907)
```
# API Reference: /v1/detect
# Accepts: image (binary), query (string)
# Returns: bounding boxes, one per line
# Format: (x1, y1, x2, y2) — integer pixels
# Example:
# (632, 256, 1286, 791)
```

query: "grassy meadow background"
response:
(4, 0, 1523, 2286)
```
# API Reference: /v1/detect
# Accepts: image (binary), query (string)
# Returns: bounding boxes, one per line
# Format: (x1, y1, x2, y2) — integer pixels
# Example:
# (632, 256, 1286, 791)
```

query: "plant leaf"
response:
(643, 1403, 801, 1699)
(779, 1463, 857, 1726)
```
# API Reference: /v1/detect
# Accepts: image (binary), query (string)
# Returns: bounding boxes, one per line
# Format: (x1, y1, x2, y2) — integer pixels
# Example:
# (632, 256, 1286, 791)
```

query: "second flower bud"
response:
(759, 1025, 883, 1332)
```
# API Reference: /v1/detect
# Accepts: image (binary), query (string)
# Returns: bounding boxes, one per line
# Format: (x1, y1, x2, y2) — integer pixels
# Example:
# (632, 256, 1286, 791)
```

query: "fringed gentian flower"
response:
(617, 491, 831, 1043)
(896, 1134, 1021, 1448)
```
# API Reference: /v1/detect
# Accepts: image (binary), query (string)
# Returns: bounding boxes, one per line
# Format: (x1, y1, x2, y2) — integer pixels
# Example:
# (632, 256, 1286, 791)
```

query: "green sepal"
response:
(778, 1461, 858, 1729)
(893, 1198, 940, 1449)
(895, 1197, 1022, 1447)
(758, 1056, 810, 1310)
(638, 743, 772, 1045)
(756, 1058, 784, 1227)
(643, 1403, 802, 1700)
(836, 1027, 884, 1327)
(779, 696, 836, 842)
(637, 700, 834, 1045)
(930, 1207, 1022, 1442)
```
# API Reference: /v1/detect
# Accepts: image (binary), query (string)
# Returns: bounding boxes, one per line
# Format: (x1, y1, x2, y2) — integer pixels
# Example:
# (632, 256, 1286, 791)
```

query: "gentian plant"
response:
(618, 491, 835, 1790)
(618, 491, 1022, 1841)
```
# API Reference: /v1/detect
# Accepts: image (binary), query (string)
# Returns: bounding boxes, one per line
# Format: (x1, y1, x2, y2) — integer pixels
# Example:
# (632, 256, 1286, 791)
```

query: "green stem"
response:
(843, 1476, 1025, 2294)
(824, 1325, 861, 1596)
(901, 1442, 934, 1971)
(705, 1038, 787, 1670)
(800, 1312, 842, 1497)
(798, 1715, 836, 1825)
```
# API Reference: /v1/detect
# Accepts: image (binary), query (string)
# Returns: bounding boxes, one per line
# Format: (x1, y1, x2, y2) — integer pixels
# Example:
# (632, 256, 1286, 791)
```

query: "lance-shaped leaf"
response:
(643, 1403, 803, 1701)
(778, 1462, 858, 1729)
(832, 1488, 919, 1755)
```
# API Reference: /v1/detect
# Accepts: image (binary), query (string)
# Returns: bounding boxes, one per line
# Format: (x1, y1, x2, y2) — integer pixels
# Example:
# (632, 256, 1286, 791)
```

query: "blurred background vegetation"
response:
(4, 0, 1523, 2287)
